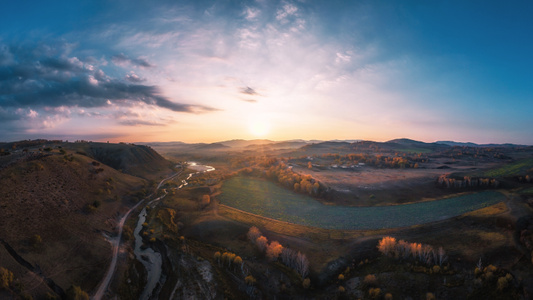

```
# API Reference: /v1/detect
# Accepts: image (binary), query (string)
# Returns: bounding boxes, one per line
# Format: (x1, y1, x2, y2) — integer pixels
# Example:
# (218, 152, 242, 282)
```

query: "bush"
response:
(497, 276, 509, 290)
(0, 267, 14, 289)
(368, 288, 381, 299)
(426, 292, 436, 300)
(432, 265, 441, 274)
(385, 293, 393, 300)
(338, 274, 345, 281)
(338, 286, 345, 293)
(302, 278, 310, 289)
(66, 285, 89, 300)
(245, 275, 256, 286)
(363, 274, 378, 288)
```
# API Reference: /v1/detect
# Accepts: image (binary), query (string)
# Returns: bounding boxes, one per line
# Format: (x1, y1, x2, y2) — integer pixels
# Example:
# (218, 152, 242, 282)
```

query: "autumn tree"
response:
(200, 195, 210, 206)
(256, 236, 268, 252)
(377, 236, 397, 257)
(66, 285, 89, 300)
(247, 226, 261, 242)
(0, 267, 14, 289)
(266, 241, 283, 261)
(302, 278, 311, 289)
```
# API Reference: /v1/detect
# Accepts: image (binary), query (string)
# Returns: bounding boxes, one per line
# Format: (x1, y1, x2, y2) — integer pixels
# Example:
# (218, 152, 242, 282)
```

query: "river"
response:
(133, 162, 214, 300)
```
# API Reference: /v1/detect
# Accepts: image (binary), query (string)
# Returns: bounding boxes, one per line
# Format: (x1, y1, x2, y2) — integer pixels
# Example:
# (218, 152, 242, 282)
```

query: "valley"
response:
(1, 138, 533, 299)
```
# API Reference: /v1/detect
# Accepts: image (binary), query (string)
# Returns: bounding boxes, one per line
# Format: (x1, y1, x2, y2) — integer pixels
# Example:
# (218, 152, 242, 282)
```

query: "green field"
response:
(484, 157, 533, 177)
(220, 177, 506, 230)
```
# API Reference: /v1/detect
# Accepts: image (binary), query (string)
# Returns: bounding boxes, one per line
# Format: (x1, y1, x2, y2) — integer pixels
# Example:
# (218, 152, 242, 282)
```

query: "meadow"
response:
(220, 177, 506, 230)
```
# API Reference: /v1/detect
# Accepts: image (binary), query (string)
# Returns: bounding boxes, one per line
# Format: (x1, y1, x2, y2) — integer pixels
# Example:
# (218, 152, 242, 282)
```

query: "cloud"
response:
(242, 99, 258, 103)
(111, 53, 154, 68)
(240, 86, 258, 95)
(125, 72, 145, 82)
(118, 119, 166, 126)
(0, 42, 217, 133)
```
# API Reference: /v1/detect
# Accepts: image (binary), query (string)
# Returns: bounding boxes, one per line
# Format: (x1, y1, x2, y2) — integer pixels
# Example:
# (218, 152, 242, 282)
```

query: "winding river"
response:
(133, 162, 214, 300)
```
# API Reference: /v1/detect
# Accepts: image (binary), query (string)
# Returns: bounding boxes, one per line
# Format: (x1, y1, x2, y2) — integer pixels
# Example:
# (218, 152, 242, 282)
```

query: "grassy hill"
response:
(0, 142, 170, 299)
(65, 142, 173, 179)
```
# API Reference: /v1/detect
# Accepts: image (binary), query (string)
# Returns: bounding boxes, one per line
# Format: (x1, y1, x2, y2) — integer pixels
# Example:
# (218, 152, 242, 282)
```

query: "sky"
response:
(0, 1, 532, 144)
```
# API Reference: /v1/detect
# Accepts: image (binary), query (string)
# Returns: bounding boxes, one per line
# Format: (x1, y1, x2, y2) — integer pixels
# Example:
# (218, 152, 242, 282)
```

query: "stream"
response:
(133, 162, 215, 300)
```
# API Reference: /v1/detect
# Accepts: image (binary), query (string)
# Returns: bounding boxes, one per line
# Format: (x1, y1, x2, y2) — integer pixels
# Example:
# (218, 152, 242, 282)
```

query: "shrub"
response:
(363, 274, 378, 288)
(338, 286, 345, 293)
(385, 293, 393, 300)
(497, 276, 509, 290)
(45, 292, 58, 300)
(432, 265, 441, 274)
(302, 278, 310, 289)
(66, 285, 89, 300)
(0, 267, 14, 289)
(426, 292, 436, 300)
(31, 234, 43, 250)
(368, 288, 381, 299)
(245, 275, 256, 286)
(338, 274, 345, 281)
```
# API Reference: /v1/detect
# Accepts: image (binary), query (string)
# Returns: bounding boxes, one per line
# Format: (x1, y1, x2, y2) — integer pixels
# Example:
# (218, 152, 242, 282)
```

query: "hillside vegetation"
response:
(0, 141, 172, 299)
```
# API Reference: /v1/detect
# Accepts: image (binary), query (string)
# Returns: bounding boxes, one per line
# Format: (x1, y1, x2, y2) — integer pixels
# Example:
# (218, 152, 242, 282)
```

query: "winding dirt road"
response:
(92, 168, 182, 300)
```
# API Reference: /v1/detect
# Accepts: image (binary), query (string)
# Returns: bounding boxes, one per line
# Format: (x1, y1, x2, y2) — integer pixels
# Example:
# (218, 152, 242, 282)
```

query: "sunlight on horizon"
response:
(249, 118, 271, 137)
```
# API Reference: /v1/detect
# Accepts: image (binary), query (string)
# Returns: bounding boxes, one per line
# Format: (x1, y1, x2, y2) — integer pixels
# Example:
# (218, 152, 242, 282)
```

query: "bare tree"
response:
(295, 252, 310, 278)
(438, 247, 447, 266)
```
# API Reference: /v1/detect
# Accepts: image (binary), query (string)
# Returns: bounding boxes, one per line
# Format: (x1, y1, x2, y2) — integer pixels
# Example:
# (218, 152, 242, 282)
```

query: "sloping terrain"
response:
(0, 146, 151, 299)
(66, 142, 172, 179)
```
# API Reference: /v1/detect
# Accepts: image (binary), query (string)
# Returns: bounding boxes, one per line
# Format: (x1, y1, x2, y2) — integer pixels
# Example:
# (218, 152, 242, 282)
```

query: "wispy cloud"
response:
(240, 86, 259, 95)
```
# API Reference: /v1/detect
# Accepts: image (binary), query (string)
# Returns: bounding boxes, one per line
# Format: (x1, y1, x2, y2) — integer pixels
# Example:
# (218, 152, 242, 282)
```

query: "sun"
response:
(249, 118, 271, 137)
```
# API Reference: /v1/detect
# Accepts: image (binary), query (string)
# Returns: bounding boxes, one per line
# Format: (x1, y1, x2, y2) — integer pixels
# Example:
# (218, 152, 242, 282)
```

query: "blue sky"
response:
(0, 0, 532, 144)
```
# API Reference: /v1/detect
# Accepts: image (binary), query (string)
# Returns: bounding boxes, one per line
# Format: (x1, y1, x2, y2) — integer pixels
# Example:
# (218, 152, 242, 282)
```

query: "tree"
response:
(200, 195, 210, 206)
(214, 251, 221, 266)
(266, 241, 283, 261)
(295, 252, 309, 278)
(302, 278, 311, 289)
(377, 236, 397, 257)
(247, 226, 261, 242)
(233, 256, 243, 271)
(31, 234, 43, 250)
(245, 275, 256, 286)
(0, 267, 14, 289)
(256, 236, 268, 252)
(281, 248, 297, 268)
(66, 285, 89, 300)
(369, 288, 381, 299)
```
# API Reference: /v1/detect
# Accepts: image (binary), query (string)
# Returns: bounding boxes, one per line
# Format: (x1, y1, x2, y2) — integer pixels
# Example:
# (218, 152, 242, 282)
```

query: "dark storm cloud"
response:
(111, 53, 154, 68)
(0, 43, 215, 114)
(240, 86, 258, 95)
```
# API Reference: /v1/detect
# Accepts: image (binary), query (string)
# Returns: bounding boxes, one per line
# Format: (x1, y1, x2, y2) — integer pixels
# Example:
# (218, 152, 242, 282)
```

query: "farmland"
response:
(220, 176, 506, 230)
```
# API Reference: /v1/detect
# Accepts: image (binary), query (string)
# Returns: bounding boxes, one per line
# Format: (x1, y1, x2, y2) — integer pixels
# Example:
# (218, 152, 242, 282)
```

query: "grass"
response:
(220, 177, 507, 230)
(484, 157, 533, 177)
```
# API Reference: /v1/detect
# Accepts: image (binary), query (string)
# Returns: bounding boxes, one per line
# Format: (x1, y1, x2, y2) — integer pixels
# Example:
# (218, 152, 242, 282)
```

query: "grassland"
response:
(483, 157, 533, 177)
(220, 177, 506, 230)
